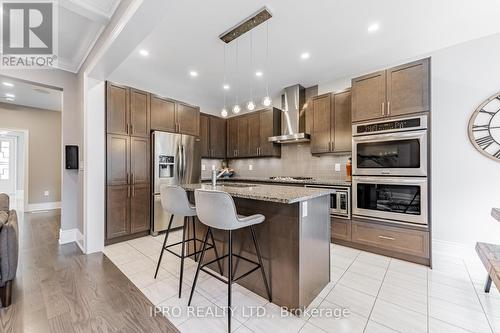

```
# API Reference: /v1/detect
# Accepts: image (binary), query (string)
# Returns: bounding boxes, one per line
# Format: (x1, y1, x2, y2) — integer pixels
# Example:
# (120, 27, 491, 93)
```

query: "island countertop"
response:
(182, 182, 334, 204)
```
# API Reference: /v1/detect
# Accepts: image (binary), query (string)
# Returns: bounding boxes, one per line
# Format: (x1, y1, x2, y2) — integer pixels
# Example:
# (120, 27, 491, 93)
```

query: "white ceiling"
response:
(58, 0, 121, 72)
(0, 76, 62, 111)
(109, 0, 500, 115)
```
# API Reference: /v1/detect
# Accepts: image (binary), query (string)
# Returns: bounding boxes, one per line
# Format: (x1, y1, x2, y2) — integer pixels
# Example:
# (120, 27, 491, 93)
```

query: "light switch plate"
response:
(335, 163, 341, 172)
(211, 165, 216, 171)
(249, 164, 253, 171)
(44, 191, 49, 197)
(202, 164, 206, 171)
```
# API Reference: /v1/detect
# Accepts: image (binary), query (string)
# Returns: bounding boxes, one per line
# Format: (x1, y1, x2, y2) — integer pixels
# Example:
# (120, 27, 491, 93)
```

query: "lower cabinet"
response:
(106, 184, 150, 241)
(331, 217, 352, 241)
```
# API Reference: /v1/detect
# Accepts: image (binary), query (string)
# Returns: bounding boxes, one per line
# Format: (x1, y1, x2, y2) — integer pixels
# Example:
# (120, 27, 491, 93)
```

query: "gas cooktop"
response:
(269, 176, 315, 181)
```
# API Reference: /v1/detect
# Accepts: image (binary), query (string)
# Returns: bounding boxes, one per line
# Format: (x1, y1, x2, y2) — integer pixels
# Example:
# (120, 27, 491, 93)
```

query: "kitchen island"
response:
(182, 183, 333, 310)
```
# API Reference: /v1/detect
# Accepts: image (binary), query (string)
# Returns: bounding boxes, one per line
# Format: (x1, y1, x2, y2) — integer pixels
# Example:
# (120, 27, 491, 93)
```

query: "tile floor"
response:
(104, 232, 500, 333)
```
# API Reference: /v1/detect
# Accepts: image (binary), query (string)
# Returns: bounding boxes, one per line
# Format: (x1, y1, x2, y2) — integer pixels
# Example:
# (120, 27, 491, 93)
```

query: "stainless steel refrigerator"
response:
(152, 131, 201, 235)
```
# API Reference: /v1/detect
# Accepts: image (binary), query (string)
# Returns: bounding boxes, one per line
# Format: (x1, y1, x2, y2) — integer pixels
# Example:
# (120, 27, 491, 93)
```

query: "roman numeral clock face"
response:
(468, 92, 500, 161)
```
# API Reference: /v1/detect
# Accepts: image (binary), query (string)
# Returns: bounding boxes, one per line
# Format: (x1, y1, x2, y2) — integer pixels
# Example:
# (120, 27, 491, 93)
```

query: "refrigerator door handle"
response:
(182, 144, 187, 182)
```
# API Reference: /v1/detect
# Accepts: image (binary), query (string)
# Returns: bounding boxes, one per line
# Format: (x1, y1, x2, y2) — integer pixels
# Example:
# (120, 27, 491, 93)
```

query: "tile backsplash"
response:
(205, 144, 350, 180)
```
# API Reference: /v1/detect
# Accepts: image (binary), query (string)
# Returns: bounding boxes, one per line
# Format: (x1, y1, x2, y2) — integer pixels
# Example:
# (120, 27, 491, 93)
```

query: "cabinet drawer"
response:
(331, 218, 351, 241)
(351, 221, 429, 258)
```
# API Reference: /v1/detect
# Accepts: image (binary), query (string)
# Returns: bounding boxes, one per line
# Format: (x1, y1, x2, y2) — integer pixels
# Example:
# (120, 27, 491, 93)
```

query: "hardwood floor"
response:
(0, 210, 179, 333)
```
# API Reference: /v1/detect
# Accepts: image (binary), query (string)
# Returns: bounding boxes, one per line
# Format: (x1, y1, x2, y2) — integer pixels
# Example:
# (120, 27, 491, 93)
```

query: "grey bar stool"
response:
(188, 189, 272, 333)
(154, 185, 223, 298)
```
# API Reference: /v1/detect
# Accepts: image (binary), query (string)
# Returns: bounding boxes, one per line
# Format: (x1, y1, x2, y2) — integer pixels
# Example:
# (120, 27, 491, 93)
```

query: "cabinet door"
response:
(177, 103, 200, 136)
(107, 134, 130, 185)
(311, 94, 332, 154)
(106, 83, 129, 135)
(227, 117, 239, 158)
(130, 184, 150, 234)
(247, 112, 260, 157)
(352, 71, 386, 122)
(259, 108, 281, 157)
(107, 185, 130, 239)
(331, 218, 351, 241)
(150, 95, 176, 132)
(210, 117, 227, 159)
(130, 137, 149, 185)
(237, 116, 249, 157)
(386, 58, 430, 117)
(130, 89, 150, 138)
(200, 114, 210, 158)
(332, 90, 352, 152)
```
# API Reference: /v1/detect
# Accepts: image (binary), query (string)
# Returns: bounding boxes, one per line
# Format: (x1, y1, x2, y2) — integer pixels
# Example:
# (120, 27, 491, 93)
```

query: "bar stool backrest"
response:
(160, 185, 196, 217)
(194, 189, 239, 230)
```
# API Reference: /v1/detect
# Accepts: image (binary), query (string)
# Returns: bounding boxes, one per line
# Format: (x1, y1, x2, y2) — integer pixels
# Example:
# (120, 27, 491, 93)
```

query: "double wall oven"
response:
(352, 115, 429, 225)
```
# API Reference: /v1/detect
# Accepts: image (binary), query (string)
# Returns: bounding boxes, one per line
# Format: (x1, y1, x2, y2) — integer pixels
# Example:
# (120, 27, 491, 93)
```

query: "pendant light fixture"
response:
(232, 39, 241, 114)
(246, 30, 256, 111)
(221, 44, 228, 118)
(262, 21, 272, 107)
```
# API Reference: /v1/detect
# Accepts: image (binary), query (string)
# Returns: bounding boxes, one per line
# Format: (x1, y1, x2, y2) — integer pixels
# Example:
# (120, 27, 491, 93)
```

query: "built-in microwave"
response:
(352, 115, 428, 177)
(352, 176, 428, 225)
(305, 185, 350, 219)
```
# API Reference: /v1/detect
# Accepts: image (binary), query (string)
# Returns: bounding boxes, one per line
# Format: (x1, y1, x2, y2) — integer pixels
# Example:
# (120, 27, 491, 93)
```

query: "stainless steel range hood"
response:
(268, 84, 310, 143)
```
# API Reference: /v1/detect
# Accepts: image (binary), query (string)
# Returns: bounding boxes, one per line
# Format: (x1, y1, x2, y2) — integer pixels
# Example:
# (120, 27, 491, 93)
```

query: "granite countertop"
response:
(201, 176, 352, 187)
(492, 208, 500, 222)
(182, 183, 334, 204)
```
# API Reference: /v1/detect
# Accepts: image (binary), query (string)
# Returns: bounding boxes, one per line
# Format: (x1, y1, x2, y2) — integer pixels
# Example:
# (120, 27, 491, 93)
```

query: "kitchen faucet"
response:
(212, 168, 229, 186)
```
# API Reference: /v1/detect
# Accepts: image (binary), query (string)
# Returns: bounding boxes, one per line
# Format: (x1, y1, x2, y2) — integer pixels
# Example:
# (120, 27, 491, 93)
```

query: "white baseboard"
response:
(76, 230, 85, 252)
(59, 228, 78, 245)
(27, 201, 61, 212)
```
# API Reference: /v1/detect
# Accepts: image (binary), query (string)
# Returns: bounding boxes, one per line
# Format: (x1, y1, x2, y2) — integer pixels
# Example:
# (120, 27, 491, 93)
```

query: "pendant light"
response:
(246, 31, 255, 111)
(221, 44, 228, 118)
(232, 39, 241, 114)
(262, 21, 272, 107)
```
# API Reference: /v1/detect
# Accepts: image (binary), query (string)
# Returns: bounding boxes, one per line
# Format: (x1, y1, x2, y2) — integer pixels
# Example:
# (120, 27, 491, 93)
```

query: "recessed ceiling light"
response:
(223, 84, 230, 90)
(189, 71, 198, 77)
(300, 52, 310, 60)
(139, 49, 149, 57)
(367, 23, 380, 33)
(5, 93, 15, 98)
(2, 82, 14, 87)
(255, 71, 263, 77)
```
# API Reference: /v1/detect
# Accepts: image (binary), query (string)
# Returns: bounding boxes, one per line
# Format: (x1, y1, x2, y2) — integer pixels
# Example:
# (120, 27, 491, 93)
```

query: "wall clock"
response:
(468, 92, 500, 161)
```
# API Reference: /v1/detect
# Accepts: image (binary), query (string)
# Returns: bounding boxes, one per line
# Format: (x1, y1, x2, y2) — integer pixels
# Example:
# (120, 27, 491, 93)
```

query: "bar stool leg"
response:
(179, 217, 188, 298)
(192, 216, 198, 261)
(228, 230, 233, 333)
(209, 228, 224, 276)
(188, 228, 210, 306)
(485, 275, 493, 293)
(250, 226, 272, 302)
(155, 215, 174, 279)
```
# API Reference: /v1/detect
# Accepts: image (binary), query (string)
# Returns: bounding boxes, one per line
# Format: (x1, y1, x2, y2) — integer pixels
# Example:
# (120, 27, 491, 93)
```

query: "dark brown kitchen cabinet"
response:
(200, 114, 210, 157)
(227, 117, 239, 158)
(259, 108, 281, 157)
(107, 134, 129, 185)
(237, 115, 250, 157)
(106, 185, 130, 239)
(150, 95, 176, 132)
(311, 90, 352, 154)
(106, 82, 129, 135)
(177, 103, 200, 136)
(352, 58, 430, 123)
(200, 114, 227, 159)
(129, 89, 150, 138)
(247, 112, 261, 156)
(210, 116, 227, 158)
(130, 137, 149, 184)
(130, 184, 150, 233)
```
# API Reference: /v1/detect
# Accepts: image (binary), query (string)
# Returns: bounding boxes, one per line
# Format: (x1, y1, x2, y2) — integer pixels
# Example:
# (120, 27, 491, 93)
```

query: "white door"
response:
(0, 137, 16, 195)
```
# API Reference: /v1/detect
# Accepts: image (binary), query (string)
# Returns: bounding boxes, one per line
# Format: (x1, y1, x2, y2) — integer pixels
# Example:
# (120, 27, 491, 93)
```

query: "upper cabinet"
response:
(150, 95, 200, 136)
(352, 58, 430, 123)
(226, 108, 281, 158)
(200, 113, 227, 159)
(106, 83, 150, 137)
(311, 91, 352, 154)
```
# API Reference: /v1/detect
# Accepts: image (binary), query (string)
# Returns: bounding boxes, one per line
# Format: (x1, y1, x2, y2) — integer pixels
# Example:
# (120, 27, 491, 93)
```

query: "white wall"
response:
(317, 33, 500, 247)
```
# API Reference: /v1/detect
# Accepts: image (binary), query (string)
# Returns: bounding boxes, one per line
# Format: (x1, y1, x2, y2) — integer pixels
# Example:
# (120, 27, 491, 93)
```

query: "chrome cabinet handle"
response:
(387, 101, 391, 115)
(132, 185, 135, 197)
(381, 102, 385, 116)
(378, 235, 395, 241)
(127, 186, 131, 198)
